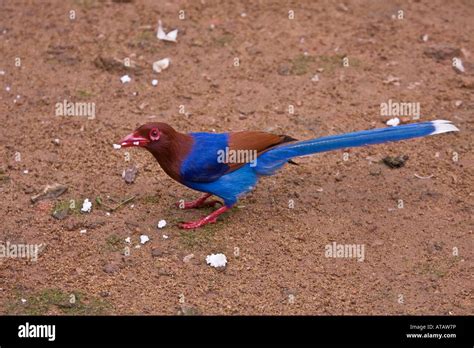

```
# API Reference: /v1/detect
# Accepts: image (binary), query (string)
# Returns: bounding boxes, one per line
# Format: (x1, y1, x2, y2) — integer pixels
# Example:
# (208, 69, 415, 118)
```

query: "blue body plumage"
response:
(181, 120, 458, 206)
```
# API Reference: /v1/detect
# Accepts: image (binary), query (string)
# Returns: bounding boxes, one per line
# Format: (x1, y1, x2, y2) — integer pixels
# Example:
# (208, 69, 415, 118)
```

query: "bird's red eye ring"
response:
(149, 128, 160, 141)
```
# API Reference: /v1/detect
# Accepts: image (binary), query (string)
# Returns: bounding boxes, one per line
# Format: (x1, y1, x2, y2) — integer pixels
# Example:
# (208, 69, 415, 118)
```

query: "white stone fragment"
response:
(120, 75, 131, 83)
(386, 117, 400, 127)
(157, 20, 178, 42)
(140, 235, 150, 244)
(81, 198, 92, 213)
(113, 144, 121, 149)
(157, 219, 167, 229)
(151, 79, 158, 86)
(206, 253, 227, 268)
(153, 58, 170, 73)
(453, 57, 465, 73)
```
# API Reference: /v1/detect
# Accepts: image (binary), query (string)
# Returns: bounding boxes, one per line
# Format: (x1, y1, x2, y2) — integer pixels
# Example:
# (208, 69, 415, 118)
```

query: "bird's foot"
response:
(176, 193, 222, 209)
(180, 218, 217, 229)
(179, 206, 231, 229)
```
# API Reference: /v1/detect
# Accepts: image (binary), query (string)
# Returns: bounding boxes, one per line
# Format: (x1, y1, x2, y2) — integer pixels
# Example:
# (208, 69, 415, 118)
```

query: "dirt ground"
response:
(0, 0, 472, 315)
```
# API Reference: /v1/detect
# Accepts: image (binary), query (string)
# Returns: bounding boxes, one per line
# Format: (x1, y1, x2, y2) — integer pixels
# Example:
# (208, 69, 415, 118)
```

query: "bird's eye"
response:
(149, 128, 160, 141)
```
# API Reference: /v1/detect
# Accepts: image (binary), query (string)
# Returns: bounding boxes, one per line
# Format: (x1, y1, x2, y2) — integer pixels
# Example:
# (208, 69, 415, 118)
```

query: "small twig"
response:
(414, 173, 433, 180)
(96, 195, 137, 212)
(111, 195, 137, 211)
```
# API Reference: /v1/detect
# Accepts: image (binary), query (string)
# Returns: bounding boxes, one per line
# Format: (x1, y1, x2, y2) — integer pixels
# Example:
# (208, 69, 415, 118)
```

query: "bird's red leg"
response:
(179, 205, 232, 229)
(176, 193, 222, 209)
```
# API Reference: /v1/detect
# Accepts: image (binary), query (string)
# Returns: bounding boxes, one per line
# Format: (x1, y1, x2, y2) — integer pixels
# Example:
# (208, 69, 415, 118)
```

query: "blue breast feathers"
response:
(180, 132, 230, 182)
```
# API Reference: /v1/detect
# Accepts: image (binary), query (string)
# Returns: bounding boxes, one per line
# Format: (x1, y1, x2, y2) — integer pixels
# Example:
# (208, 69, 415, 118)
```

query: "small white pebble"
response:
(106, 212, 111, 216)
(162, 234, 169, 239)
(120, 74, 131, 83)
(454, 100, 463, 107)
(135, 245, 141, 249)
(21, 298, 27, 303)
(113, 144, 121, 149)
(241, 12, 247, 17)
(23, 170, 28, 174)
(386, 117, 400, 127)
(422, 34, 429, 42)
(81, 198, 92, 213)
(130, 204, 134, 208)
(140, 235, 150, 244)
(0, 70, 5, 75)
(5, 86, 10, 92)
(125, 237, 131, 243)
(151, 79, 158, 86)
(206, 253, 227, 268)
(16, 94, 20, 99)
(80, 229, 87, 234)
(311, 74, 320, 82)
(157, 219, 167, 229)
(53, 138, 60, 145)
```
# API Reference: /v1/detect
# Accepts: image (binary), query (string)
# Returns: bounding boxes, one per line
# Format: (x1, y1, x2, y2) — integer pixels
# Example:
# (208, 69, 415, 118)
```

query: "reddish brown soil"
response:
(0, 0, 472, 315)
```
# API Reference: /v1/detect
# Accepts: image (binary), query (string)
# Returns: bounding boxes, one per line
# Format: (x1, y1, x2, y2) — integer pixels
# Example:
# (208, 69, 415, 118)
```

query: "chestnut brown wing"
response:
(225, 131, 296, 172)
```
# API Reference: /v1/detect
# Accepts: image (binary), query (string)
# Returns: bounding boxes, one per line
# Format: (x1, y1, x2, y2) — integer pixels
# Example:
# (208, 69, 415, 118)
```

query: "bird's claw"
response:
(179, 217, 217, 229)
(178, 205, 231, 229)
(176, 200, 222, 210)
(175, 193, 223, 210)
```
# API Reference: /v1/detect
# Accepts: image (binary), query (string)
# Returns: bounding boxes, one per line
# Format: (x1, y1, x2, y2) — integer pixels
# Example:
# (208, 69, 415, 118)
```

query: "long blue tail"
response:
(256, 120, 458, 175)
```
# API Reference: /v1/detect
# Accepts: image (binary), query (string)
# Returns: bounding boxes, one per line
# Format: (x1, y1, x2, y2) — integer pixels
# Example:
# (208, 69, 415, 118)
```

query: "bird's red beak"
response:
(119, 131, 149, 148)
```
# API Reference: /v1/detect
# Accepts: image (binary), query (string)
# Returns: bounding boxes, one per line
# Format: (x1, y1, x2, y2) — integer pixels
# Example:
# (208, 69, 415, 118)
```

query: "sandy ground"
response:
(0, 0, 473, 315)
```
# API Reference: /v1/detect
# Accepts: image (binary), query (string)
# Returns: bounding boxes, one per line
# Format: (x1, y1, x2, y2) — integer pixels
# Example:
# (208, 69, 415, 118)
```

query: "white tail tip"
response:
(430, 120, 460, 135)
